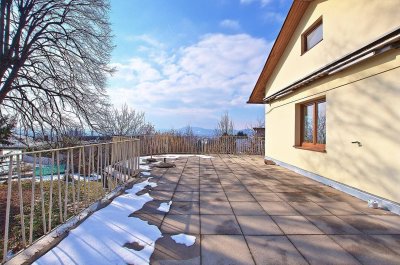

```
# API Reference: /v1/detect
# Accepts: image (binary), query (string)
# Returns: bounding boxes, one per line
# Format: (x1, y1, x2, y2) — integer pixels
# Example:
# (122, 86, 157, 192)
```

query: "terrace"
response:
(2, 139, 400, 264)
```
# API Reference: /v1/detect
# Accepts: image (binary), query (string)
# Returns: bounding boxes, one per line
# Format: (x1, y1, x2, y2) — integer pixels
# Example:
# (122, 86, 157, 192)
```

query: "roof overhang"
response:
(247, 0, 313, 104)
(264, 27, 400, 103)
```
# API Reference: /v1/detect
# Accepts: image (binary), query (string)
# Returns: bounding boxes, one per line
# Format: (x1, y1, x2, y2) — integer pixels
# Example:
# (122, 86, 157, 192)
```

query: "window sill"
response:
(293, 145, 326, 153)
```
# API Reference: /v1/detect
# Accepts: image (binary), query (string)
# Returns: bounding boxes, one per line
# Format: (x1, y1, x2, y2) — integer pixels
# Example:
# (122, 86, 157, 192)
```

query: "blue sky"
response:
(108, 0, 291, 129)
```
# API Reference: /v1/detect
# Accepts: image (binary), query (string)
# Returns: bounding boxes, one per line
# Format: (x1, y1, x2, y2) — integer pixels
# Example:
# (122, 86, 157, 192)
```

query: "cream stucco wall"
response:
(265, 0, 400, 98)
(265, 49, 400, 203)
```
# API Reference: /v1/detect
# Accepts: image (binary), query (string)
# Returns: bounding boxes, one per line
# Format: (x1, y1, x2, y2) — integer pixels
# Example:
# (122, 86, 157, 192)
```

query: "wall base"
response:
(265, 156, 400, 215)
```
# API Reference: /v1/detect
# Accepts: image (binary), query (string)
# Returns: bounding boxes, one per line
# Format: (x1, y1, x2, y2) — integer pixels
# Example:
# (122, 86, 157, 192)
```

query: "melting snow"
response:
(140, 154, 214, 161)
(171, 234, 196, 246)
(33, 178, 161, 265)
(157, 201, 172, 212)
(141, 171, 151, 177)
(140, 164, 151, 171)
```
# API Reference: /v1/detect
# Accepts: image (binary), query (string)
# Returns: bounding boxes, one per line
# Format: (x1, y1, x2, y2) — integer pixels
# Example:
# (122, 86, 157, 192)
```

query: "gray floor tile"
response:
(169, 201, 199, 215)
(338, 215, 400, 234)
(289, 235, 361, 265)
(272, 216, 323, 234)
(246, 236, 308, 265)
(317, 202, 366, 215)
(161, 214, 200, 234)
(201, 235, 255, 265)
(289, 201, 332, 215)
(330, 235, 400, 265)
(200, 191, 228, 202)
(370, 235, 400, 255)
(225, 191, 256, 202)
(259, 201, 299, 215)
(200, 201, 234, 215)
(237, 215, 282, 235)
(231, 202, 267, 216)
(173, 191, 200, 202)
(306, 215, 361, 234)
(201, 215, 241, 235)
(252, 192, 282, 202)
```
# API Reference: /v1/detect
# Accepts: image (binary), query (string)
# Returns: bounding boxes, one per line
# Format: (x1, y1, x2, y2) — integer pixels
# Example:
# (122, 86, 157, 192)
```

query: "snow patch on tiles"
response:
(196, 155, 214, 159)
(33, 178, 161, 265)
(171, 234, 196, 247)
(140, 154, 214, 160)
(140, 164, 151, 171)
(157, 201, 172, 213)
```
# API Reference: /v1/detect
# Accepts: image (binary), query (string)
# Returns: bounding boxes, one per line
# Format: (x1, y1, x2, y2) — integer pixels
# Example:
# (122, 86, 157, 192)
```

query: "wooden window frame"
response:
(296, 98, 326, 152)
(301, 16, 323, 55)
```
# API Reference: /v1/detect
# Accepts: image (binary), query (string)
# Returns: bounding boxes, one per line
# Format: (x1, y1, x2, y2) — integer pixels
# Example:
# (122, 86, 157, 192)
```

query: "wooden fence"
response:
(138, 135, 264, 156)
(0, 139, 140, 262)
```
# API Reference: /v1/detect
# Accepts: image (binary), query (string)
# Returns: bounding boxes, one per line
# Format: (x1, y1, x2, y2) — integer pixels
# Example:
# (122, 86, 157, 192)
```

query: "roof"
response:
(264, 27, 400, 103)
(247, 0, 312, 104)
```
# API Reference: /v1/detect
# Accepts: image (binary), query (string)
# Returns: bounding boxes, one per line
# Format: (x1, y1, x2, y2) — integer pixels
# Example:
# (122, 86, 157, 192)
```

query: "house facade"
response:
(248, 0, 400, 210)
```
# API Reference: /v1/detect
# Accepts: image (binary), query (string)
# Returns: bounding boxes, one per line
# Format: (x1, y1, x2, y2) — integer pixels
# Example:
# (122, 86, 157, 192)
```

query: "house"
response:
(248, 0, 400, 211)
(252, 127, 265, 138)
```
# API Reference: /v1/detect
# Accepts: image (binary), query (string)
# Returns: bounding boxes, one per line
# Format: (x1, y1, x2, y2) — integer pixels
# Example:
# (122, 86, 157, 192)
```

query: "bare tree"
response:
(0, 114, 15, 145)
(216, 111, 234, 136)
(95, 104, 155, 136)
(183, 124, 194, 137)
(0, 0, 113, 138)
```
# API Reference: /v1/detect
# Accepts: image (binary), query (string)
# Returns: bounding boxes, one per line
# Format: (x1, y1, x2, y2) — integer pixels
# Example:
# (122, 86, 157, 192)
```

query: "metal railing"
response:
(0, 139, 140, 262)
(139, 135, 265, 156)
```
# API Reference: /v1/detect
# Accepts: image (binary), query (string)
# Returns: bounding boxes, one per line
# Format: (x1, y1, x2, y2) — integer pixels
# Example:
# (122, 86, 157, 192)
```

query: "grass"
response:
(0, 179, 105, 260)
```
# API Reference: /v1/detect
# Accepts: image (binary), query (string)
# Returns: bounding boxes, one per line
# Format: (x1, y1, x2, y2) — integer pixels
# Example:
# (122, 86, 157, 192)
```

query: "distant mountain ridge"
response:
(157, 127, 254, 137)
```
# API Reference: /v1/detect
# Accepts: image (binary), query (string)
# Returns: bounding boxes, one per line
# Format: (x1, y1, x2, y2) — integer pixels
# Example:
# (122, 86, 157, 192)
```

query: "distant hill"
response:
(157, 127, 254, 137)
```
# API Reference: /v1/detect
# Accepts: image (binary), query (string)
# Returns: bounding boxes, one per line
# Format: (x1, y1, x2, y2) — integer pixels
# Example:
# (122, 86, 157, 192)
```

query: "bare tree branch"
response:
(0, 0, 113, 137)
(216, 111, 234, 136)
(94, 104, 155, 136)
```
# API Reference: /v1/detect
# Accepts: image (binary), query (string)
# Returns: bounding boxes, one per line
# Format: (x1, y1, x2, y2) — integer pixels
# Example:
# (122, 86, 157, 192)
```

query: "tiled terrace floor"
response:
(135, 155, 400, 265)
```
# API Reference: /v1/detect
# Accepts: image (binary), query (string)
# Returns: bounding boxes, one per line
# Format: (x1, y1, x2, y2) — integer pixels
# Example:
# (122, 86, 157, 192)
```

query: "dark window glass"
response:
(306, 22, 323, 50)
(303, 104, 314, 143)
(317, 101, 326, 144)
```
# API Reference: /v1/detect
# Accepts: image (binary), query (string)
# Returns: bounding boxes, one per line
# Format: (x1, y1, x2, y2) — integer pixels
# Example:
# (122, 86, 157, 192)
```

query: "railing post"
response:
(48, 152, 55, 231)
(17, 155, 26, 247)
(29, 154, 37, 244)
(39, 153, 47, 234)
(3, 155, 14, 262)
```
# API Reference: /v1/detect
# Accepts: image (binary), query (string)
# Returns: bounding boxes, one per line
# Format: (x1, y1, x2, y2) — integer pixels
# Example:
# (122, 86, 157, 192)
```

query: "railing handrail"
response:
(0, 139, 139, 158)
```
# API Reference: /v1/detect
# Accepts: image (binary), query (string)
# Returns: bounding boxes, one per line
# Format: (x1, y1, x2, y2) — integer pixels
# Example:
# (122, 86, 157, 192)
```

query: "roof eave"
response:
(247, 0, 312, 104)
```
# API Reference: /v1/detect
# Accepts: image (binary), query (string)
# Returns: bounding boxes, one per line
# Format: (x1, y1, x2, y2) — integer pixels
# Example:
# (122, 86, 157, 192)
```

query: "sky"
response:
(108, 0, 292, 130)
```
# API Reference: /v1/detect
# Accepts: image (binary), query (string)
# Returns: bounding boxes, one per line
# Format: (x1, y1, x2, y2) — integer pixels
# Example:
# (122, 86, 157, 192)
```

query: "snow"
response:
(140, 171, 151, 177)
(33, 178, 161, 265)
(171, 234, 196, 247)
(140, 164, 151, 171)
(33, 174, 101, 182)
(157, 201, 172, 213)
(140, 154, 214, 161)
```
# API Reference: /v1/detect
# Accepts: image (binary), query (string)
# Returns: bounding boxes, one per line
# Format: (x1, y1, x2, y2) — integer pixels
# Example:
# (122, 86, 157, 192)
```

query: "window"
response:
(299, 98, 326, 151)
(301, 17, 323, 54)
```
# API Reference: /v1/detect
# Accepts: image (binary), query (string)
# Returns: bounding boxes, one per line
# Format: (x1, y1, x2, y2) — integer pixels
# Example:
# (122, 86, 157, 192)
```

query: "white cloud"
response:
(108, 33, 272, 128)
(124, 34, 164, 48)
(219, 19, 241, 30)
(240, 0, 272, 7)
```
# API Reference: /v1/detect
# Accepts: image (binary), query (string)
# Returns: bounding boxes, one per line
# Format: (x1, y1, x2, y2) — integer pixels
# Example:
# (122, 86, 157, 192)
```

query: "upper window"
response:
(300, 98, 326, 151)
(301, 17, 323, 54)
